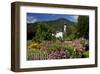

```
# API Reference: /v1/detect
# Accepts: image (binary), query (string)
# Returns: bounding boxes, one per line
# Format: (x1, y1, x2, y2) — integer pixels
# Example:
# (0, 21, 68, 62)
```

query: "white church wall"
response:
(55, 32, 63, 38)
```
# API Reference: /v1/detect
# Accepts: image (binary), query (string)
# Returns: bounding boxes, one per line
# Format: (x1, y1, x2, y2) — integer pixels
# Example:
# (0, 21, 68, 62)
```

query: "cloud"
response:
(73, 16, 78, 22)
(68, 16, 78, 22)
(27, 16, 37, 23)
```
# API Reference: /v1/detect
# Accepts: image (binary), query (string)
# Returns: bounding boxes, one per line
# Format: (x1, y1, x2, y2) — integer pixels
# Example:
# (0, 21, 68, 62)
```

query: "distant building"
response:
(64, 25, 67, 33)
(55, 31, 63, 38)
(52, 24, 67, 38)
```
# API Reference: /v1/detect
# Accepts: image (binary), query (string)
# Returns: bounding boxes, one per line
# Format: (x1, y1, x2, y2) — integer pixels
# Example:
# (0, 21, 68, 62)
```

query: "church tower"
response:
(64, 24, 67, 33)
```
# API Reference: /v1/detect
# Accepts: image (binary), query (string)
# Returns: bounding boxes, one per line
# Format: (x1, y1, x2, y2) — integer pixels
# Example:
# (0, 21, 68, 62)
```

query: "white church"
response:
(52, 24, 67, 38)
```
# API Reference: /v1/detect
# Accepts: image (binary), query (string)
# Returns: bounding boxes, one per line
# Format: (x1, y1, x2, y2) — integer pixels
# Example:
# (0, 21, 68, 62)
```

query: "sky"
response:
(27, 13, 78, 23)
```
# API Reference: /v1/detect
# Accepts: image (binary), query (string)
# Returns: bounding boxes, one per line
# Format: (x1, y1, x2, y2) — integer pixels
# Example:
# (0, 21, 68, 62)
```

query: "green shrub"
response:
(80, 40, 85, 45)
(82, 51, 89, 58)
(63, 34, 76, 41)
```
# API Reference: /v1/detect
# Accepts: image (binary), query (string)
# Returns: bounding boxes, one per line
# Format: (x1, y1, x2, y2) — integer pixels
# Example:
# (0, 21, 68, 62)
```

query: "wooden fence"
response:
(31, 53, 48, 60)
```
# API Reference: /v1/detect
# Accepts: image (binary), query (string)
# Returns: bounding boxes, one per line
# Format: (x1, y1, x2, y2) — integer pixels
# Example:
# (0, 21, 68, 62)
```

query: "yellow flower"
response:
(28, 43, 41, 49)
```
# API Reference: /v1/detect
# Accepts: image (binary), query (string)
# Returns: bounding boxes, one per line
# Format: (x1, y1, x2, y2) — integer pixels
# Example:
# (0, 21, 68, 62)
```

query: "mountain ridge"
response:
(28, 18, 75, 24)
(27, 18, 76, 34)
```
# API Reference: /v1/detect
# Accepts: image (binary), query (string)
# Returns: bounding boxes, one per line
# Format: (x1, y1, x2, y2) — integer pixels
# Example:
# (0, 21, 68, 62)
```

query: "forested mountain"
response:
(27, 18, 75, 31)
(27, 18, 75, 40)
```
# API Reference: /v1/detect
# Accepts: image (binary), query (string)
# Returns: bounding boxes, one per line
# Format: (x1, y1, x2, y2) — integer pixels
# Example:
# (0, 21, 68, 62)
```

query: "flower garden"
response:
(27, 38, 89, 60)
